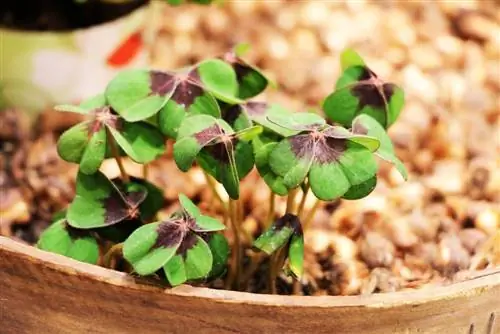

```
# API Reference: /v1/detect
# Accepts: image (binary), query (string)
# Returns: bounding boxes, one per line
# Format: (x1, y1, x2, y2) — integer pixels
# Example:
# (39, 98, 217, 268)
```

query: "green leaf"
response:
(243, 102, 298, 137)
(309, 162, 350, 200)
(269, 126, 378, 200)
(253, 223, 293, 254)
(123, 221, 183, 276)
(197, 139, 254, 199)
(79, 93, 107, 110)
(158, 87, 221, 139)
(253, 213, 301, 255)
(106, 69, 177, 122)
(163, 255, 187, 285)
(342, 175, 377, 200)
(174, 115, 253, 199)
(235, 125, 263, 142)
(67, 172, 148, 229)
(340, 48, 366, 71)
(108, 121, 165, 164)
(267, 111, 326, 132)
(323, 65, 404, 129)
(207, 233, 229, 278)
(54, 93, 107, 114)
(57, 122, 93, 164)
(37, 219, 99, 264)
(254, 141, 288, 196)
(173, 115, 221, 171)
(163, 234, 213, 285)
(197, 59, 242, 104)
(287, 232, 304, 278)
(178, 194, 225, 232)
(352, 114, 408, 180)
(79, 127, 107, 174)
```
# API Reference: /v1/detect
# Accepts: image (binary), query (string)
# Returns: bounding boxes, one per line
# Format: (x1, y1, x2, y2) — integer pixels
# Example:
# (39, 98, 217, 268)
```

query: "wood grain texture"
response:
(1, 236, 499, 334)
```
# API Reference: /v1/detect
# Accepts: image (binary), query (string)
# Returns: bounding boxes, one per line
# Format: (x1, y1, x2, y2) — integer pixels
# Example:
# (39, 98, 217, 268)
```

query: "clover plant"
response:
(38, 45, 407, 293)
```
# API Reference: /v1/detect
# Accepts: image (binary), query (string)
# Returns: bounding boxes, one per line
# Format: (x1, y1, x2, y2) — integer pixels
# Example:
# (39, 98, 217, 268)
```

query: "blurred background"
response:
(1, 0, 499, 294)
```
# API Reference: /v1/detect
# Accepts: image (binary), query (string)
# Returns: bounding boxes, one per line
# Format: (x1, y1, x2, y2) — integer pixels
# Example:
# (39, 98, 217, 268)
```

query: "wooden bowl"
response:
(1, 236, 499, 333)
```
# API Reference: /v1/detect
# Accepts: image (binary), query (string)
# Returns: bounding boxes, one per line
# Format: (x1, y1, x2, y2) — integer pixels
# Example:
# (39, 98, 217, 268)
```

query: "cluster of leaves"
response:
(38, 46, 406, 289)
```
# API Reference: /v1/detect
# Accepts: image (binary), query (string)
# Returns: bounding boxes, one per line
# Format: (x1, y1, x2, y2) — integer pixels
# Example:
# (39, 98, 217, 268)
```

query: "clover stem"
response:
(286, 188, 299, 214)
(203, 171, 227, 214)
(303, 199, 322, 230)
(265, 191, 276, 229)
(296, 182, 310, 218)
(106, 128, 130, 183)
(269, 246, 287, 294)
(103, 243, 123, 269)
(143, 163, 149, 180)
(225, 198, 242, 290)
(268, 189, 299, 294)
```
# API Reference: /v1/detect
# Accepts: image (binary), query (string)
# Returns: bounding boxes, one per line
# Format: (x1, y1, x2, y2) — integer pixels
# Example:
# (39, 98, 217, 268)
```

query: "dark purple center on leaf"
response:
(232, 62, 253, 81)
(351, 67, 395, 112)
(154, 220, 185, 248)
(176, 232, 198, 258)
(204, 140, 236, 164)
(150, 71, 177, 96)
(88, 107, 120, 135)
(171, 80, 204, 108)
(103, 183, 148, 225)
(243, 102, 267, 117)
(104, 196, 131, 225)
(187, 69, 202, 86)
(289, 132, 347, 165)
(194, 124, 223, 145)
(222, 105, 243, 126)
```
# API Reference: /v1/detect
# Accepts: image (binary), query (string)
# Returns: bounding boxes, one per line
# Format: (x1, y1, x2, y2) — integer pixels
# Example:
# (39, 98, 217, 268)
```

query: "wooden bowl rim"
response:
(2, 236, 499, 308)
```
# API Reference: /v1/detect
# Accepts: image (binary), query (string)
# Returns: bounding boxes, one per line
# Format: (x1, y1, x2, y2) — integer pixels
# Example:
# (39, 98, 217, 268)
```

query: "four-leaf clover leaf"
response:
(123, 194, 226, 285)
(267, 112, 380, 200)
(56, 94, 165, 174)
(322, 49, 405, 129)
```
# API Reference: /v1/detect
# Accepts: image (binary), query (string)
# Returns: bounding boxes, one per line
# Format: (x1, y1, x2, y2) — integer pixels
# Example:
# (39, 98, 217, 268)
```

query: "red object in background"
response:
(107, 31, 143, 68)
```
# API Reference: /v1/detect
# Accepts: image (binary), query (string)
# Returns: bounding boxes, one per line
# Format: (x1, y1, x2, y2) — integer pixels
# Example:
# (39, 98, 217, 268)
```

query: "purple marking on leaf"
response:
(126, 191, 148, 208)
(243, 102, 267, 117)
(104, 196, 130, 225)
(357, 66, 377, 81)
(222, 105, 243, 126)
(351, 67, 394, 111)
(88, 120, 103, 136)
(274, 213, 300, 231)
(194, 124, 224, 145)
(154, 220, 184, 248)
(233, 62, 253, 81)
(187, 69, 202, 85)
(315, 137, 347, 164)
(171, 80, 204, 108)
(150, 71, 177, 96)
(289, 134, 315, 160)
(289, 133, 347, 165)
(352, 83, 385, 109)
(176, 231, 198, 257)
(204, 141, 233, 164)
(352, 122, 368, 135)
